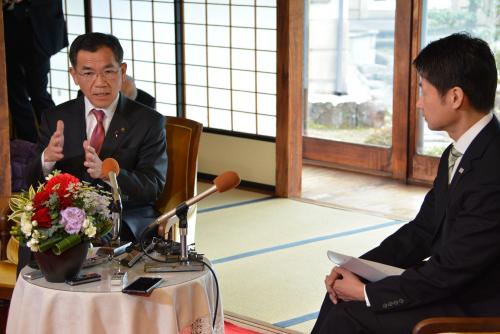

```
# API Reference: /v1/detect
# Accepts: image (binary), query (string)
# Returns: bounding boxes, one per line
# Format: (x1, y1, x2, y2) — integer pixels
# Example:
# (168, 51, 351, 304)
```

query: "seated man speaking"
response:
(24, 32, 167, 263)
(313, 33, 500, 333)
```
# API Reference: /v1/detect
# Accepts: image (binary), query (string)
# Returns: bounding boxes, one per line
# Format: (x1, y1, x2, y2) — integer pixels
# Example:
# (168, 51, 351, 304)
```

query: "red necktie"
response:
(90, 109, 105, 155)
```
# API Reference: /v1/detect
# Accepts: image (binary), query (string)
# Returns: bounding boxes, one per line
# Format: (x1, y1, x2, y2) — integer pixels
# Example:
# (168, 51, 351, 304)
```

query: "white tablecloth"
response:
(7, 258, 224, 334)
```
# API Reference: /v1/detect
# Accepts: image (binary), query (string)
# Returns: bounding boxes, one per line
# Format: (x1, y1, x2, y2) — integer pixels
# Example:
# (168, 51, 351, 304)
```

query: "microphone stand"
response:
(108, 171, 123, 247)
(110, 197, 122, 247)
(177, 203, 189, 262)
(144, 203, 204, 272)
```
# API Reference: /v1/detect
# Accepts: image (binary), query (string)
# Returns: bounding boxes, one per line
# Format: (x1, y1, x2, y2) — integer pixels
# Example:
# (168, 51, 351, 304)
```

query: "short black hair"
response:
(413, 33, 497, 112)
(69, 32, 124, 68)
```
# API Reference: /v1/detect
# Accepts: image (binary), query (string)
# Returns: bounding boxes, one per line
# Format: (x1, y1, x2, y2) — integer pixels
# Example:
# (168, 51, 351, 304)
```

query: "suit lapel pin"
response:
(459, 167, 464, 174)
(114, 127, 127, 138)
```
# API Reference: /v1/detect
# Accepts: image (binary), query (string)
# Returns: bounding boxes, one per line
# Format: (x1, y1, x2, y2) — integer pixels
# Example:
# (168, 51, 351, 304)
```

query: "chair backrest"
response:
(156, 116, 203, 238)
(412, 317, 500, 334)
(10, 139, 36, 192)
(0, 197, 12, 261)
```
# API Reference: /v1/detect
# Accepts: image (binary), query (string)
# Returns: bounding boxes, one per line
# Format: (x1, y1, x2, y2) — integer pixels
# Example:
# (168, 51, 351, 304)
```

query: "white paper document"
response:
(327, 250, 404, 282)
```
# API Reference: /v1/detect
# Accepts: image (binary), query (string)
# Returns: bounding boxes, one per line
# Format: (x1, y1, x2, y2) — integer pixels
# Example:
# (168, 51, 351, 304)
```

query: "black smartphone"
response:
(65, 272, 102, 286)
(122, 277, 163, 296)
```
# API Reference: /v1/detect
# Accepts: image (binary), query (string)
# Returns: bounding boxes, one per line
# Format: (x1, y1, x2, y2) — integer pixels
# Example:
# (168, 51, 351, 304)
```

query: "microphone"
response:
(101, 158, 121, 203)
(149, 171, 241, 233)
(101, 158, 122, 245)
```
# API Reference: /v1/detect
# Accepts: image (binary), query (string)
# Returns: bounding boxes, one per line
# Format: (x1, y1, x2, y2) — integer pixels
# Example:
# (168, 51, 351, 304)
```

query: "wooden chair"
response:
(156, 116, 203, 241)
(413, 317, 500, 334)
(0, 196, 17, 334)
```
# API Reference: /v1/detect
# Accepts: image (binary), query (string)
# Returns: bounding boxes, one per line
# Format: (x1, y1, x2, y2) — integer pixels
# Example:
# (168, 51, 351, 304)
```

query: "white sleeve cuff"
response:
(364, 285, 371, 307)
(41, 151, 56, 176)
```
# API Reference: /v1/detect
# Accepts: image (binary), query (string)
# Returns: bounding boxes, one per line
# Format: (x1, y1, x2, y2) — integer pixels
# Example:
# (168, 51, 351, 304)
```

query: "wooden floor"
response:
(301, 165, 431, 221)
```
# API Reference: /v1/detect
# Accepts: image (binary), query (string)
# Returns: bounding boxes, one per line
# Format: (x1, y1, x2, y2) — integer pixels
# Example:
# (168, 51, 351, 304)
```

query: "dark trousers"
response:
(311, 294, 468, 334)
(4, 4, 55, 143)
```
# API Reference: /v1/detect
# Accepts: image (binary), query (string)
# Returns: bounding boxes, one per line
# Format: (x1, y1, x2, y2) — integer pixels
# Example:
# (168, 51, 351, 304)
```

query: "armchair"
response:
(156, 116, 203, 241)
(413, 317, 500, 334)
(0, 196, 18, 333)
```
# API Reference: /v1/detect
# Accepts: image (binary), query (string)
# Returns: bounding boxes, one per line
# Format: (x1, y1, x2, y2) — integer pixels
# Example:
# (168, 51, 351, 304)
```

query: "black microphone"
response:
(101, 158, 123, 244)
(148, 171, 241, 233)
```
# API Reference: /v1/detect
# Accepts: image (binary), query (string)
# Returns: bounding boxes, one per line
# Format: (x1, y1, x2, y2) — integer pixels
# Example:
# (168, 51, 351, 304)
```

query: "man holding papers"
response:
(313, 33, 500, 333)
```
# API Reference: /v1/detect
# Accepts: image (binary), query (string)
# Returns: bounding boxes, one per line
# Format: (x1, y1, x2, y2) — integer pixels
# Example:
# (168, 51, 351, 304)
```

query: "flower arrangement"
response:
(9, 171, 113, 255)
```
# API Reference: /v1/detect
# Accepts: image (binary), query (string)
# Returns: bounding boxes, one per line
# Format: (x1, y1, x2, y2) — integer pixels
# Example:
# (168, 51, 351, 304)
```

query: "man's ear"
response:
(69, 67, 79, 86)
(449, 86, 464, 109)
(120, 63, 127, 81)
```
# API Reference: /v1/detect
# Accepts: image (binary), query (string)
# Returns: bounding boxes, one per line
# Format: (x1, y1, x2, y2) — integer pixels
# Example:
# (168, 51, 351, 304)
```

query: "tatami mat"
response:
(195, 197, 405, 333)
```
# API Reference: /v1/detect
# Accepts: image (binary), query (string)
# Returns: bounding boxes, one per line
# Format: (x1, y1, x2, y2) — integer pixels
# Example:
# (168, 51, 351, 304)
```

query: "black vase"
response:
(33, 241, 90, 283)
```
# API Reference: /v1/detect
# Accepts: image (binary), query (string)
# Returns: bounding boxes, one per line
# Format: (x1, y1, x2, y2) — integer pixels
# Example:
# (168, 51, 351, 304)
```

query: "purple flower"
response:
(60, 207, 86, 234)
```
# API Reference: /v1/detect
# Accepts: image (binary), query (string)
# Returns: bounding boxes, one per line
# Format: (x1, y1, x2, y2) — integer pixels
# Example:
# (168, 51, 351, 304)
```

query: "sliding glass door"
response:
(304, 0, 500, 184)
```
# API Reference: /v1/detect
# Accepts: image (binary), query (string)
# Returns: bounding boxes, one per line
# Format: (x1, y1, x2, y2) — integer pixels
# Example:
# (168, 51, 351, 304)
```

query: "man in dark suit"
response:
(21, 33, 167, 272)
(3, 0, 68, 142)
(312, 33, 500, 334)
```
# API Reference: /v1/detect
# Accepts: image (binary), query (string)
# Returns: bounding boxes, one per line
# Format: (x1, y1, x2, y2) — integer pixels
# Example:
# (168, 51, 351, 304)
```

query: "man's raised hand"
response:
(44, 120, 64, 162)
(83, 140, 103, 179)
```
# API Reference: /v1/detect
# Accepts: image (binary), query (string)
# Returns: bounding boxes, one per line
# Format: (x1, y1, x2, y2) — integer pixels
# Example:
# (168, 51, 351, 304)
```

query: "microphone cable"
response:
(137, 225, 220, 329)
(190, 258, 220, 329)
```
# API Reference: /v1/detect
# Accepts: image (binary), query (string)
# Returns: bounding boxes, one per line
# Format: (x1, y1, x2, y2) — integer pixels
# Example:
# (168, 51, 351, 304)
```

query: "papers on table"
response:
(327, 250, 404, 282)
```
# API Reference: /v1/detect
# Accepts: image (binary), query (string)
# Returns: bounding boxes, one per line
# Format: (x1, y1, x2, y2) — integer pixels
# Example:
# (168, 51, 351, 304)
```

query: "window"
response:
(417, 0, 499, 157)
(48, 0, 85, 105)
(48, 0, 277, 139)
(183, 0, 277, 137)
(304, 0, 395, 147)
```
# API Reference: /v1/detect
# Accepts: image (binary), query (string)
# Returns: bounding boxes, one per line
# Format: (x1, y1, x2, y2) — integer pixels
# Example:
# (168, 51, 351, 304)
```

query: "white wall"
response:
(198, 133, 276, 186)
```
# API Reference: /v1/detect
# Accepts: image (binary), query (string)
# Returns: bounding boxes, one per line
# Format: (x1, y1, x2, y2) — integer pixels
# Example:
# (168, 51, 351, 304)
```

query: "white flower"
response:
(24, 203, 33, 211)
(20, 212, 30, 226)
(84, 224, 96, 238)
(20, 215, 33, 237)
(27, 239, 39, 252)
(21, 224, 32, 236)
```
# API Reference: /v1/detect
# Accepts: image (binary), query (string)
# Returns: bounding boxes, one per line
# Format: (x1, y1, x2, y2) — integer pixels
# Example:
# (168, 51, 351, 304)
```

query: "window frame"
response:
(301, 0, 441, 185)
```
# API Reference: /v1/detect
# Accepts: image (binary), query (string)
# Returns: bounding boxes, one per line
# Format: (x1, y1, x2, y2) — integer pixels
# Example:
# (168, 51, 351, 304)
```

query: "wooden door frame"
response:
(275, 0, 304, 197)
(408, 0, 439, 184)
(0, 8, 11, 198)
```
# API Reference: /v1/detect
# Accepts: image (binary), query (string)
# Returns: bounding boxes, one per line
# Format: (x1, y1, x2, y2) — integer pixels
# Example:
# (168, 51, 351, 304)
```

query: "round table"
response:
(7, 256, 224, 334)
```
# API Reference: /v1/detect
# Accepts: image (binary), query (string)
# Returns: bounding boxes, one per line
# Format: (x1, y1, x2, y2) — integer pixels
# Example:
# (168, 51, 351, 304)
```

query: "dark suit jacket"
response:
(362, 116, 500, 315)
(26, 94, 167, 239)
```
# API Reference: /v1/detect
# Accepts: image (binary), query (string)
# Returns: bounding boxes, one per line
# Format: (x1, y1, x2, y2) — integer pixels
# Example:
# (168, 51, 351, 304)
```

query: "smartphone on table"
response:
(65, 272, 102, 286)
(122, 277, 163, 296)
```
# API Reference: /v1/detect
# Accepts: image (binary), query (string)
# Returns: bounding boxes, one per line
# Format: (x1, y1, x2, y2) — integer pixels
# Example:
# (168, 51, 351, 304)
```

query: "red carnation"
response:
(45, 173, 79, 208)
(32, 207, 52, 228)
(46, 173, 80, 193)
(33, 189, 51, 208)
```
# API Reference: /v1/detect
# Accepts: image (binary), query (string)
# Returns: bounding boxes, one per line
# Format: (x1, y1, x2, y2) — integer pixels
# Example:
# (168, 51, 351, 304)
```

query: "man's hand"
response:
(83, 140, 103, 179)
(325, 266, 343, 304)
(332, 267, 365, 302)
(44, 120, 64, 162)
